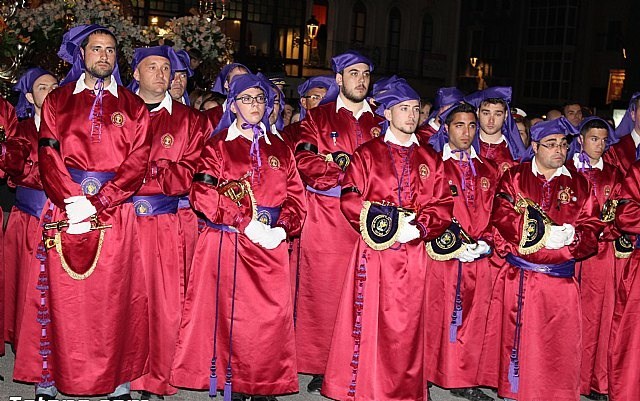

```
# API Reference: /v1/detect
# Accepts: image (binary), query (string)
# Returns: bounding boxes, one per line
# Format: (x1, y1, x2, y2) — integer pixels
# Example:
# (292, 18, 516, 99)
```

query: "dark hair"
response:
(187, 48, 202, 61)
(562, 100, 581, 112)
(445, 102, 477, 126)
(80, 29, 117, 50)
(479, 97, 507, 111)
(580, 118, 610, 136)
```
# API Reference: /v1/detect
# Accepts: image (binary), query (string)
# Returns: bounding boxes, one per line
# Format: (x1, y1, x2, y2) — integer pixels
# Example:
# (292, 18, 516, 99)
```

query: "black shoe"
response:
(585, 391, 608, 401)
(108, 394, 132, 401)
(251, 397, 278, 401)
(35, 394, 56, 401)
(231, 393, 247, 401)
(139, 391, 164, 400)
(450, 387, 494, 401)
(306, 375, 323, 395)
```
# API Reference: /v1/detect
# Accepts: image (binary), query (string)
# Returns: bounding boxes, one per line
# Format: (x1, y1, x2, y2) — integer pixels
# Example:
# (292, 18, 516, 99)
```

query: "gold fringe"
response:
(518, 207, 550, 255)
(359, 201, 403, 251)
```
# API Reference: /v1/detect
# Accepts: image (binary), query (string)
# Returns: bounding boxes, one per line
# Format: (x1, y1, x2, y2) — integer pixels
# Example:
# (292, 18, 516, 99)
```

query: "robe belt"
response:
(178, 196, 191, 210)
(132, 194, 180, 216)
(15, 186, 47, 218)
(505, 253, 575, 278)
(306, 184, 341, 198)
(206, 205, 282, 232)
(635, 236, 640, 249)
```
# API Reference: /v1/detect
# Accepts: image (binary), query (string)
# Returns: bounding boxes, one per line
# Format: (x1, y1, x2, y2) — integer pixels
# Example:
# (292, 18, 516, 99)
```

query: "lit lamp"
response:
(306, 16, 319, 42)
(150, 16, 159, 25)
(469, 57, 478, 68)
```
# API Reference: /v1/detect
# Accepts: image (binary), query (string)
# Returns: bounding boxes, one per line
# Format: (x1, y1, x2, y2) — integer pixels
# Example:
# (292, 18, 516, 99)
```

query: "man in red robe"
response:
(566, 117, 623, 400)
(605, 92, 640, 174)
(13, 25, 151, 400)
(478, 117, 601, 401)
(416, 86, 464, 142)
(322, 76, 453, 401)
(171, 73, 306, 401)
(204, 63, 250, 131)
(125, 45, 210, 398)
(425, 102, 498, 401)
(4, 68, 58, 347)
(294, 50, 384, 394)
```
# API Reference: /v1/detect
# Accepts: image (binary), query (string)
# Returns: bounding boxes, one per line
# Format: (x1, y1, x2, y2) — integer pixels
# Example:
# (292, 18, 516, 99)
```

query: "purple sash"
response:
(506, 253, 575, 278)
(15, 186, 47, 218)
(306, 184, 341, 198)
(178, 196, 191, 210)
(132, 194, 180, 216)
(67, 167, 116, 196)
(206, 205, 282, 233)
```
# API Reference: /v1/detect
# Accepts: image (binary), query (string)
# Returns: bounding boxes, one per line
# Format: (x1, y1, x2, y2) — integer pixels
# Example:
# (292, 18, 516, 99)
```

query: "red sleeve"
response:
(415, 155, 454, 241)
(340, 150, 368, 231)
(491, 169, 526, 257)
(0, 98, 23, 179)
(616, 162, 640, 234)
(567, 181, 602, 260)
(295, 110, 343, 190)
(274, 146, 307, 236)
(11, 120, 42, 189)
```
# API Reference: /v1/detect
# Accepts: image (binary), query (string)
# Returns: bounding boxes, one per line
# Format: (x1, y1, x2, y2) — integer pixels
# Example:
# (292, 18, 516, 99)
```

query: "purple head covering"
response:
(331, 50, 374, 73)
(212, 63, 250, 95)
(173, 50, 193, 105)
(13, 67, 56, 119)
(612, 92, 640, 144)
(429, 102, 480, 153)
(58, 24, 121, 86)
(568, 116, 615, 161)
(464, 86, 528, 161)
(297, 75, 338, 120)
(530, 116, 577, 142)
(424, 87, 465, 125)
(259, 72, 285, 132)
(128, 45, 181, 95)
(372, 76, 420, 133)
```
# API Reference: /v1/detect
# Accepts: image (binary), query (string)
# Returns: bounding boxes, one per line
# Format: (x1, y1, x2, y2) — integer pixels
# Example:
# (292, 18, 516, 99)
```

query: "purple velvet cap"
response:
(429, 102, 480, 153)
(568, 116, 615, 158)
(212, 62, 250, 95)
(434, 87, 464, 109)
(372, 76, 420, 115)
(12, 67, 56, 119)
(127, 45, 181, 94)
(259, 72, 285, 131)
(612, 92, 640, 144)
(58, 24, 122, 86)
(296, 75, 338, 120)
(331, 50, 374, 73)
(530, 116, 577, 142)
(213, 73, 273, 136)
(174, 49, 193, 77)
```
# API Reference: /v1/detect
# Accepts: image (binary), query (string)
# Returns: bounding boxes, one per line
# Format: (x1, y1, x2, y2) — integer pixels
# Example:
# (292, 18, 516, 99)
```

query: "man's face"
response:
(516, 121, 530, 147)
(446, 112, 477, 151)
(26, 74, 58, 113)
(81, 33, 116, 80)
(630, 101, 640, 132)
(231, 87, 266, 125)
(134, 56, 171, 98)
(564, 104, 583, 127)
(269, 89, 281, 125)
(418, 103, 431, 125)
(385, 100, 420, 135)
(300, 87, 328, 110)
(580, 127, 608, 161)
(478, 102, 506, 137)
(224, 66, 249, 92)
(336, 62, 370, 103)
(169, 71, 188, 101)
(532, 133, 568, 170)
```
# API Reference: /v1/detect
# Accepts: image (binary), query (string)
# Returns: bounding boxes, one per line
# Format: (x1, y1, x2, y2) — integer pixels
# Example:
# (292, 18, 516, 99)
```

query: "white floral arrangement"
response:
(163, 15, 233, 64)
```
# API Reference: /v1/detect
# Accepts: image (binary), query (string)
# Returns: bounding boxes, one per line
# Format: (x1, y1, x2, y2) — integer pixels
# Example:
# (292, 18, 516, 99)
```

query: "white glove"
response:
(64, 196, 97, 224)
(561, 223, 576, 245)
(544, 225, 568, 250)
(466, 240, 491, 258)
(66, 221, 92, 235)
(457, 247, 477, 263)
(244, 219, 269, 244)
(397, 213, 420, 243)
(258, 226, 287, 250)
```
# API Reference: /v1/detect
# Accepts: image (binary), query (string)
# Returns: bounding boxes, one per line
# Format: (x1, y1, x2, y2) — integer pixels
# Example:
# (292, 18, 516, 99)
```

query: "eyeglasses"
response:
(235, 94, 267, 104)
(302, 94, 324, 101)
(538, 142, 569, 151)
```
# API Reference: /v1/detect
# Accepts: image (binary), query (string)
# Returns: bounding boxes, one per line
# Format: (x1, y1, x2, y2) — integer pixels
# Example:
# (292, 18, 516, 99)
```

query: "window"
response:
(351, 1, 366, 46)
(421, 14, 433, 53)
(387, 8, 401, 72)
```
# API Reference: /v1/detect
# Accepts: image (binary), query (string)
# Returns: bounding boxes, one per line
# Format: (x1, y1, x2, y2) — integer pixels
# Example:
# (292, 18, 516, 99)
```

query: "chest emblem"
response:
(80, 177, 101, 196)
(480, 177, 490, 191)
(604, 185, 612, 198)
(111, 112, 125, 127)
(268, 155, 280, 170)
(500, 162, 511, 173)
(557, 186, 575, 205)
(161, 133, 174, 148)
(134, 199, 152, 216)
(370, 126, 381, 138)
(419, 164, 430, 179)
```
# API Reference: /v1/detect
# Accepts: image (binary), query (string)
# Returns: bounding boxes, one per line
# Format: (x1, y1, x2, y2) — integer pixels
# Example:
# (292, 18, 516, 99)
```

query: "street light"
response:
(306, 16, 319, 41)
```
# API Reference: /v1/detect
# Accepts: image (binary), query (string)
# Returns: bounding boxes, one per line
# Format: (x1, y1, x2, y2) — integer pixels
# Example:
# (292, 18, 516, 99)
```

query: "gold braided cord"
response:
(54, 230, 105, 281)
(359, 201, 403, 251)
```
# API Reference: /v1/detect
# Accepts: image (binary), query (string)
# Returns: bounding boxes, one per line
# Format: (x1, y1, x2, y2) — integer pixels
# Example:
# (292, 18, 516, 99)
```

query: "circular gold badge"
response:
(604, 185, 611, 198)
(480, 177, 490, 191)
(111, 112, 125, 127)
(161, 133, 174, 148)
(370, 127, 381, 138)
(501, 162, 510, 173)
(435, 229, 456, 250)
(419, 164, 430, 179)
(371, 215, 392, 237)
(268, 155, 280, 170)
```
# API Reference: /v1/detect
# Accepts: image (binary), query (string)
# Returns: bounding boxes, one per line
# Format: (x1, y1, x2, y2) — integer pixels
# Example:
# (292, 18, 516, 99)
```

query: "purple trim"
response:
(306, 184, 341, 198)
(132, 194, 180, 216)
(15, 186, 47, 218)
(505, 253, 575, 278)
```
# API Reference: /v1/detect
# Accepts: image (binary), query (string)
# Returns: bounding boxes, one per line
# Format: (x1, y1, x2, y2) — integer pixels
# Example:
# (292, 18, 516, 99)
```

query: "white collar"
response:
(631, 129, 640, 148)
(480, 133, 507, 145)
(146, 92, 173, 115)
(270, 124, 283, 140)
(73, 73, 118, 98)
(226, 121, 271, 145)
(336, 94, 373, 120)
(428, 117, 440, 131)
(442, 143, 482, 162)
(531, 156, 572, 180)
(34, 113, 41, 131)
(572, 153, 603, 170)
(383, 127, 419, 147)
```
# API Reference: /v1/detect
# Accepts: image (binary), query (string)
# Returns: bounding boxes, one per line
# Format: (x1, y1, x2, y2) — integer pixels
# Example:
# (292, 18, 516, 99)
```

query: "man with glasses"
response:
(294, 51, 383, 395)
(478, 117, 601, 401)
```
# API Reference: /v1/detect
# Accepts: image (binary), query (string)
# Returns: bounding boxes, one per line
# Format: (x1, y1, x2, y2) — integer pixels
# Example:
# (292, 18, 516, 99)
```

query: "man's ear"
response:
(133, 68, 140, 82)
(383, 108, 392, 123)
(25, 92, 35, 105)
(335, 73, 343, 87)
(229, 101, 237, 115)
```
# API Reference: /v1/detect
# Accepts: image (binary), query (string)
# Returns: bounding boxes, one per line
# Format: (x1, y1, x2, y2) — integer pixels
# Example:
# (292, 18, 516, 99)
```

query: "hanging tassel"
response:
(508, 349, 520, 393)
(209, 356, 218, 398)
(223, 381, 232, 401)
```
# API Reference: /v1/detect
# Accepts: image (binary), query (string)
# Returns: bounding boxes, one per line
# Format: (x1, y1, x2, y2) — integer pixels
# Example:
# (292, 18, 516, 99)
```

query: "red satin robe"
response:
(130, 99, 209, 395)
(322, 136, 453, 401)
(0, 97, 20, 357)
(171, 129, 306, 396)
(295, 101, 383, 375)
(281, 120, 302, 151)
(609, 160, 640, 401)
(13, 82, 152, 395)
(203, 106, 223, 132)
(424, 154, 500, 388)
(478, 161, 601, 401)
(479, 138, 518, 175)
(416, 119, 438, 142)
(4, 118, 44, 348)
(604, 134, 635, 175)
(566, 159, 623, 395)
